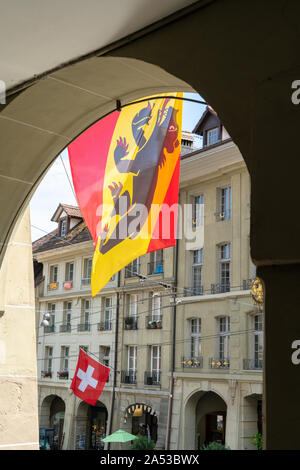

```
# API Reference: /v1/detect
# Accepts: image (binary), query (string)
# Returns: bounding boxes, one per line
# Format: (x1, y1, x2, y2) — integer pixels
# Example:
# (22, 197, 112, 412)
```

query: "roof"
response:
(51, 203, 82, 222)
(192, 106, 219, 134)
(33, 220, 92, 254)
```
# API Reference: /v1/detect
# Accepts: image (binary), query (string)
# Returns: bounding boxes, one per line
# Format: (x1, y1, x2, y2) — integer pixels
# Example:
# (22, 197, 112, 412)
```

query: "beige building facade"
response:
(33, 111, 263, 450)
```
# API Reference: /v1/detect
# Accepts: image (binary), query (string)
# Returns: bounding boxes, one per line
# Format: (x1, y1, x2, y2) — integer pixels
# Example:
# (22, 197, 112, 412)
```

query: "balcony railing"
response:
(121, 371, 137, 384)
(47, 282, 59, 291)
(81, 277, 91, 287)
(57, 370, 69, 380)
(60, 323, 71, 333)
(124, 317, 138, 330)
(211, 283, 230, 294)
(98, 320, 112, 331)
(77, 323, 91, 332)
(41, 370, 52, 378)
(242, 279, 253, 290)
(44, 325, 55, 334)
(147, 261, 164, 275)
(144, 371, 161, 386)
(183, 285, 203, 296)
(125, 265, 139, 278)
(146, 315, 163, 329)
(243, 358, 263, 370)
(181, 356, 203, 368)
(209, 357, 230, 369)
(63, 280, 73, 290)
(215, 210, 231, 221)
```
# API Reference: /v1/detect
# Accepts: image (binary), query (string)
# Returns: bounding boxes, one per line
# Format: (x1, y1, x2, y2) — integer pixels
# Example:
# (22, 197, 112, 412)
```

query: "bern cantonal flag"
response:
(68, 93, 183, 296)
(70, 349, 110, 405)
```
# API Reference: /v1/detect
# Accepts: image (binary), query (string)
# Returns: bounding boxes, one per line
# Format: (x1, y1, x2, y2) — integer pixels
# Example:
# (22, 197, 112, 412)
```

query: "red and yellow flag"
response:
(68, 93, 182, 295)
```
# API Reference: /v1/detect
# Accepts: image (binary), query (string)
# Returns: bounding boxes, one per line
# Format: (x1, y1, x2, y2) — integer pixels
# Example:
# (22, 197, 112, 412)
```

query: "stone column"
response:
(258, 264, 300, 450)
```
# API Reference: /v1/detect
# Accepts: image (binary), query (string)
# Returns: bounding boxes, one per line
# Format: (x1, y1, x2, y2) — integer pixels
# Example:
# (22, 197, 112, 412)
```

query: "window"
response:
(61, 346, 69, 371)
(49, 265, 58, 283)
(192, 249, 203, 295)
(192, 194, 204, 227)
(219, 243, 231, 292)
(47, 303, 55, 332)
(219, 316, 230, 360)
(150, 345, 161, 384)
(190, 318, 201, 358)
(45, 346, 53, 372)
(103, 297, 112, 330)
(207, 127, 219, 146)
(83, 258, 92, 281)
(125, 258, 139, 278)
(149, 250, 163, 274)
(128, 346, 137, 380)
(218, 186, 231, 221)
(81, 299, 90, 330)
(151, 293, 162, 322)
(61, 219, 67, 237)
(100, 346, 110, 367)
(129, 294, 138, 317)
(65, 262, 74, 281)
(62, 301, 72, 330)
(254, 314, 263, 368)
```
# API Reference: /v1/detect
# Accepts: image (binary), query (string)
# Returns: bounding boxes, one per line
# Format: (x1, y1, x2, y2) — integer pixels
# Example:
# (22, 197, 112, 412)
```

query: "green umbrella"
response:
(102, 429, 138, 443)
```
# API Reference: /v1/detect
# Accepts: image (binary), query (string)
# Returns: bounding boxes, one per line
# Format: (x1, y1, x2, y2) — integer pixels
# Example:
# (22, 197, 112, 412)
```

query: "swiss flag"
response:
(70, 349, 110, 405)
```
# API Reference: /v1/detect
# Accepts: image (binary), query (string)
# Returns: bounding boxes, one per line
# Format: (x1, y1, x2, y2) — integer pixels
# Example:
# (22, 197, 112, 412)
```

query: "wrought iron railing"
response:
(183, 285, 203, 296)
(124, 317, 138, 330)
(60, 323, 71, 333)
(44, 325, 55, 333)
(146, 315, 163, 329)
(211, 283, 230, 294)
(77, 323, 91, 332)
(181, 356, 203, 368)
(144, 371, 161, 386)
(121, 371, 137, 384)
(98, 320, 112, 331)
(209, 357, 230, 369)
(47, 282, 59, 291)
(243, 358, 263, 370)
(81, 277, 91, 287)
(41, 370, 52, 378)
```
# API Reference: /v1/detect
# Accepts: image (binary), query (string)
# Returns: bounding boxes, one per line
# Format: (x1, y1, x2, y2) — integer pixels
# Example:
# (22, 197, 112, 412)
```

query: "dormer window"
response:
(61, 219, 67, 237)
(207, 127, 219, 146)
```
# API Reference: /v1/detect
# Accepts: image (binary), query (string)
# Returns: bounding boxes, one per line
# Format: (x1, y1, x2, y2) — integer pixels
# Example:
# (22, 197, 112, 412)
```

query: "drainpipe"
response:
(107, 270, 120, 450)
(166, 237, 179, 450)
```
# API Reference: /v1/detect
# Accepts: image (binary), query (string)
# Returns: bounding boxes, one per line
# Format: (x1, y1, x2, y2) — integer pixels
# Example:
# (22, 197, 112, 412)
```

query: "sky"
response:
(30, 93, 206, 241)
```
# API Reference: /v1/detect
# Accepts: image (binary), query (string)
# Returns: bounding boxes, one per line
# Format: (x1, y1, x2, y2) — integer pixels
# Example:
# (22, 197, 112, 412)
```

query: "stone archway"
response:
(75, 400, 108, 450)
(184, 390, 227, 450)
(39, 394, 66, 450)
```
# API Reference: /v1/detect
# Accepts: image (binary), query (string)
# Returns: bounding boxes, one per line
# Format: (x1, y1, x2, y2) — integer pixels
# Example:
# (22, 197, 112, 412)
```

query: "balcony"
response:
(147, 261, 164, 275)
(81, 277, 91, 288)
(60, 323, 71, 333)
(211, 283, 230, 294)
(57, 370, 69, 380)
(144, 371, 161, 386)
(124, 317, 138, 330)
(97, 320, 112, 331)
(183, 285, 203, 296)
(181, 356, 203, 368)
(125, 268, 139, 279)
(215, 210, 231, 222)
(47, 282, 59, 291)
(146, 315, 163, 329)
(77, 323, 91, 332)
(209, 357, 230, 369)
(243, 358, 263, 371)
(121, 371, 137, 384)
(44, 325, 55, 334)
(41, 370, 52, 378)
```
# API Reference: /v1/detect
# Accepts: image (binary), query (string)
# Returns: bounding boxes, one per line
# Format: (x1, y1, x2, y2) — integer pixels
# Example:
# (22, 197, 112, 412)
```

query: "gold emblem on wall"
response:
(251, 278, 264, 305)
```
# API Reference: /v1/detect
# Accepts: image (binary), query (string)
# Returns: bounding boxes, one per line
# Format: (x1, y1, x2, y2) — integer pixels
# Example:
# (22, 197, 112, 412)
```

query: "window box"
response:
(41, 370, 52, 378)
(57, 370, 69, 380)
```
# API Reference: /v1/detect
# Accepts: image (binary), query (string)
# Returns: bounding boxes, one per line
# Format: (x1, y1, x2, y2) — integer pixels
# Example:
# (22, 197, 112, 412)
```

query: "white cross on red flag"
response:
(70, 349, 110, 405)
